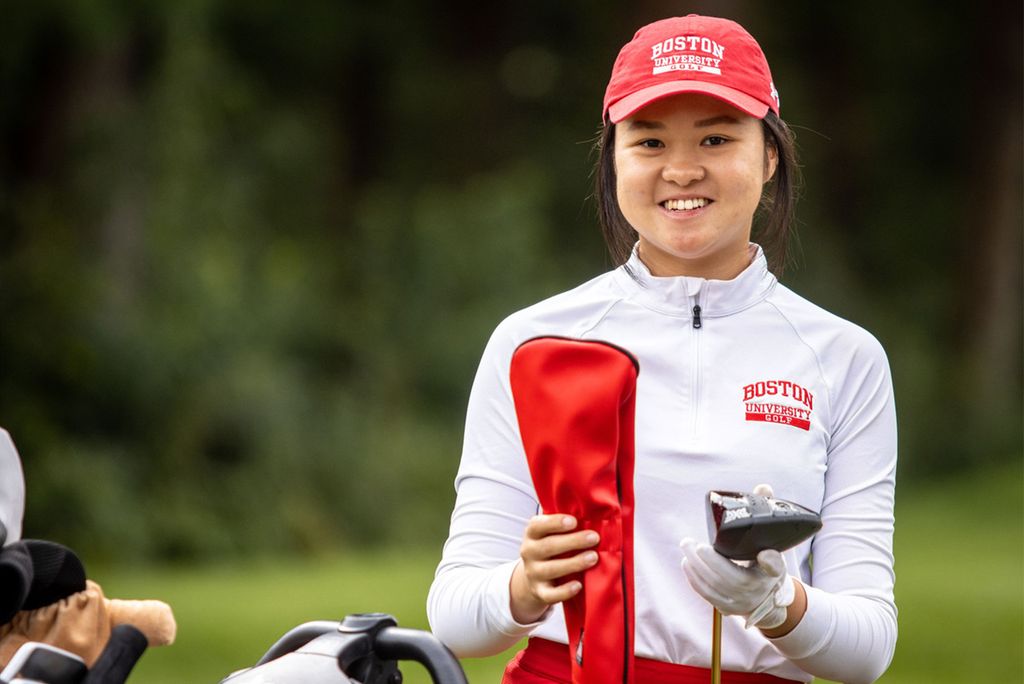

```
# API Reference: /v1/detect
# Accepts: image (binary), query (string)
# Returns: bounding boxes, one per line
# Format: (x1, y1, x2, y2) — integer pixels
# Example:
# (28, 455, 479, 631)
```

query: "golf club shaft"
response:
(711, 608, 722, 684)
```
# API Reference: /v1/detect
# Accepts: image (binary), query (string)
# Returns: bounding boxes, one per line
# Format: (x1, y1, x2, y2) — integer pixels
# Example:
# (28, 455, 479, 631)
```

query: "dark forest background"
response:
(1, 0, 1020, 564)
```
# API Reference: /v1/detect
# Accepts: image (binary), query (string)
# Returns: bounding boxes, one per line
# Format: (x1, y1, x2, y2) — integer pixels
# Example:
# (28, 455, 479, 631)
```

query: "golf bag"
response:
(0, 535, 155, 684)
(2, 613, 466, 684)
(220, 613, 468, 684)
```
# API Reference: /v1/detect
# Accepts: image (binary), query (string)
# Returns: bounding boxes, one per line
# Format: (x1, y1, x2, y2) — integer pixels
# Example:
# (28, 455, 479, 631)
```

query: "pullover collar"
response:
(612, 243, 777, 318)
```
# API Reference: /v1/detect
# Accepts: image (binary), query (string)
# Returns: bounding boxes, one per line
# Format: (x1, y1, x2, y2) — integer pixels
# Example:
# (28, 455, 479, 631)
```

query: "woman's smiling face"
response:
(614, 93, 777, 280)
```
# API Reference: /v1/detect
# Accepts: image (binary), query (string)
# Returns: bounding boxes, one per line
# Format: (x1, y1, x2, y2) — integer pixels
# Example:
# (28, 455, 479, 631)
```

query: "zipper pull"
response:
(692, 304, 702, 329)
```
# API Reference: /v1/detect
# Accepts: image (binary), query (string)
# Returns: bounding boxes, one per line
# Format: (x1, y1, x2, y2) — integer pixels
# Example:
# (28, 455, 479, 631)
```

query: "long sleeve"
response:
(769, 330, 898, 684)
(426, 324, 550, 656)
(427, 254, 899, 680)
(0, 429, 26, 546)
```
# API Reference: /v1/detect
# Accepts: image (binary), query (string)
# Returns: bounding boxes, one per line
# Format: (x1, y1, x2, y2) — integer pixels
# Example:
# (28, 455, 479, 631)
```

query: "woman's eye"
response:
(639, 139, 664, 149)
(703, 135, 728, 146)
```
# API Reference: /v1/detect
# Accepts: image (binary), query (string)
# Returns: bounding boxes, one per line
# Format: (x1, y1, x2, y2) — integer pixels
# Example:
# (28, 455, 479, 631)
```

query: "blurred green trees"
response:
(0, 0, 1020, 563)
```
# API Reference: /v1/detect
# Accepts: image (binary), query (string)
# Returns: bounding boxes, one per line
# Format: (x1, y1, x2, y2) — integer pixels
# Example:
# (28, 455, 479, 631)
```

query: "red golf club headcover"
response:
(509, 336, 638, 684)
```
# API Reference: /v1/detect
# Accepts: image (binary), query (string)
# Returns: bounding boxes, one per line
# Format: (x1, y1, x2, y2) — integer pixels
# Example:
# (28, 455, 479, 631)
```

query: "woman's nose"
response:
(662, 155, 705, 185)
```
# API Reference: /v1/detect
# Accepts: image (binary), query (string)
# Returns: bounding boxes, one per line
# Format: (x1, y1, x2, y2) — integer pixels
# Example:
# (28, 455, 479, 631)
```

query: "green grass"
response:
(882, 462, 1023, 683)
(100, 463, 1022, 683)
(100, 549, 521, 683)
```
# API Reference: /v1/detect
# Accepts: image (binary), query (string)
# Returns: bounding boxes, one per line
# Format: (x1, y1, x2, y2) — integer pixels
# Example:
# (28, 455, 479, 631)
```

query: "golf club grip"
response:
(374, 627, 468, 684)
(82, 624, 148, 684)
(254, 621, 341, 665)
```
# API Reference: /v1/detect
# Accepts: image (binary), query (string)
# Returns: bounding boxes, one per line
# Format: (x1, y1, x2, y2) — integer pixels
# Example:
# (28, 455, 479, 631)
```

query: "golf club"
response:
(705, 490, 822, 684)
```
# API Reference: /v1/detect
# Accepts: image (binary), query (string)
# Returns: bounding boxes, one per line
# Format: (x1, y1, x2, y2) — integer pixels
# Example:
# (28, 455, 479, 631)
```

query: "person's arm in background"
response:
(0, 429, 25, 545)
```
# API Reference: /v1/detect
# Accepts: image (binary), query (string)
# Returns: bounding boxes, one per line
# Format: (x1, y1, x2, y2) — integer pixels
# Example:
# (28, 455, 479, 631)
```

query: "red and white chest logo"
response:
(742, 380, 814, 431)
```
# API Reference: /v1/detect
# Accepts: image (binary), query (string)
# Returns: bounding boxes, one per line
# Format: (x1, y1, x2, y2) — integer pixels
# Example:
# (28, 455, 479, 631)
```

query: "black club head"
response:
(706, 490, 822, 561)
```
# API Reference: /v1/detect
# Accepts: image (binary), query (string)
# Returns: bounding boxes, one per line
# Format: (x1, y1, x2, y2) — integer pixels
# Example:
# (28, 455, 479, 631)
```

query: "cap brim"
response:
(607, 81, 770, 123)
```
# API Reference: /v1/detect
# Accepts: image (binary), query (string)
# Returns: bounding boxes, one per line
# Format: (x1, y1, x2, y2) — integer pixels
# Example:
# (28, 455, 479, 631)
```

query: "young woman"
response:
(428, 14, 897, 684)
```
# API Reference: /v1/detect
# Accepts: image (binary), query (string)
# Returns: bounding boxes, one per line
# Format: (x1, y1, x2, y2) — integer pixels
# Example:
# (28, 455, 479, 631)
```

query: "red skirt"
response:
(501, 638, 802, 684)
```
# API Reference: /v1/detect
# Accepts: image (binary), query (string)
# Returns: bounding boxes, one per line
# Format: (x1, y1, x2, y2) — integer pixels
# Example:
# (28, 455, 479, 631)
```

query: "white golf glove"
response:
(680, 484, 795, 630)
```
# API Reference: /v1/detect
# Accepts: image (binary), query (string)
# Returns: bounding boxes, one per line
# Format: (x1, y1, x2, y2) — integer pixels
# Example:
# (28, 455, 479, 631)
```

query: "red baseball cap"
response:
(603, 15, 779, 123)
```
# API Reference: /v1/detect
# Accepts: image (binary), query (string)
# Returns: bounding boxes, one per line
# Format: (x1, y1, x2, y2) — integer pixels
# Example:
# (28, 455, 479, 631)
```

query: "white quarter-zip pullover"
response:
(428, 245, 897, 684)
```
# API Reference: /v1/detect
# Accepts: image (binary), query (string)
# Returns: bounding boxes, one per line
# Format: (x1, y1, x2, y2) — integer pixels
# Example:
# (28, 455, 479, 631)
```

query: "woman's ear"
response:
(763, 142, 779, 183)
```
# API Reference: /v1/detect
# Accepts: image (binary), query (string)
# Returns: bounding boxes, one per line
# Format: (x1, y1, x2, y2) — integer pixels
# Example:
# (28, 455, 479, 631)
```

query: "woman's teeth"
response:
(663, 198, 709, 211)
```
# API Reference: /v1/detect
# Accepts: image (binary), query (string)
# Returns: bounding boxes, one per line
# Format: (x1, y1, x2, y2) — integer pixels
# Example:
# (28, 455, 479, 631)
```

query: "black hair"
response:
(594, 110, 800, 277)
